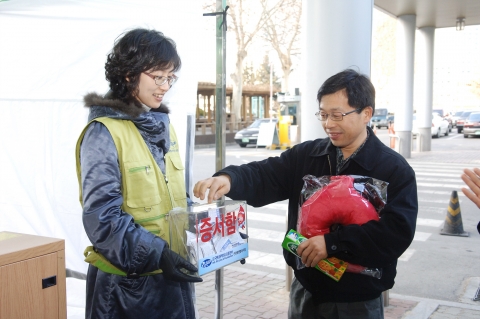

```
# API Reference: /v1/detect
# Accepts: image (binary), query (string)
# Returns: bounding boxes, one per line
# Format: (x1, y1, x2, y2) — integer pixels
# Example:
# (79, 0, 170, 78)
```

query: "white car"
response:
(412, 113, 450, 138)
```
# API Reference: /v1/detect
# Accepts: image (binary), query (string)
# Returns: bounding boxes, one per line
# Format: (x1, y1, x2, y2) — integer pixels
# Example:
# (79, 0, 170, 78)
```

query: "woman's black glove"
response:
(160, 247, 203, 283)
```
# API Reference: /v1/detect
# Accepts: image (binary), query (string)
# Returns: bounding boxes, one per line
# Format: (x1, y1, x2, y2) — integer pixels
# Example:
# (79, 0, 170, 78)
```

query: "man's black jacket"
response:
(216, 127, 418, 302)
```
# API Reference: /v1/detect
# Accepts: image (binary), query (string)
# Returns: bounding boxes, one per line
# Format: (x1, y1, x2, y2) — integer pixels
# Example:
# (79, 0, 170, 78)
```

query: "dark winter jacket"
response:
(78, 92, 195, 319)
(216, 126, 418, 302)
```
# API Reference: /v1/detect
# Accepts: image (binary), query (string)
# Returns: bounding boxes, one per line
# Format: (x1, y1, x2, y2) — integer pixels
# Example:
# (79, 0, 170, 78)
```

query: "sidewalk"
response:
(196, 267, 480, 319)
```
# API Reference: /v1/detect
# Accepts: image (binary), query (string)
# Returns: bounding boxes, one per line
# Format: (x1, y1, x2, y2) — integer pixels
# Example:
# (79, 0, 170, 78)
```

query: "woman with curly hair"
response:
(75, 28, 202, 319)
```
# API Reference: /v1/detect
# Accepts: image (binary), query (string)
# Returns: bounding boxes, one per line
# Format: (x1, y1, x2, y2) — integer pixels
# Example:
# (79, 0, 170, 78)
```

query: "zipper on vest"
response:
(164, 174, 176, 211)
(129, 165, 151, 174)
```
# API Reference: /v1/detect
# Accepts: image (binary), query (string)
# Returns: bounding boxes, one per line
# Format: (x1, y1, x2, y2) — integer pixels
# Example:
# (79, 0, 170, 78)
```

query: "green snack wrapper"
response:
(282, 229, 348, 282)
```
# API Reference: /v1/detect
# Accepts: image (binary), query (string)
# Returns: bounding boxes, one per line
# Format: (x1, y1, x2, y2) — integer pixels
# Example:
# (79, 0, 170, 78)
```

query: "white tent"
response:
(0, 0, 203, 275)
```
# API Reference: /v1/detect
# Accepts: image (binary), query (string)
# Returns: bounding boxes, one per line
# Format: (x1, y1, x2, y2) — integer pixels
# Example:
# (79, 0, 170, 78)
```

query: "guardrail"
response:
(195, 121, 254, 134)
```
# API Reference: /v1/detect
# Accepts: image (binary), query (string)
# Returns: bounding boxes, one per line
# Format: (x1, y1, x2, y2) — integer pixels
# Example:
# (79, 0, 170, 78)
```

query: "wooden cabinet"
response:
(0, 232, 66, 319)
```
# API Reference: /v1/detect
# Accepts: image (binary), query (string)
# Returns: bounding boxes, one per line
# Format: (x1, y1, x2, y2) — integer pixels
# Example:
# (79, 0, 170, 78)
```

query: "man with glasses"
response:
(194, 69, 418, 319)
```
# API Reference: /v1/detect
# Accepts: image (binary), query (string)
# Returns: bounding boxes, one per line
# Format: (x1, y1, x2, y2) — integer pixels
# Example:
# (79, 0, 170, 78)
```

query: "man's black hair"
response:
(317, 69, 375, 113)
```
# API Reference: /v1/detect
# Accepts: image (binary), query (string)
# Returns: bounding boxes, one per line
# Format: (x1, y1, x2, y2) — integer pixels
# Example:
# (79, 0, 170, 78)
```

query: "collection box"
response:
(169, 200, 248, 276)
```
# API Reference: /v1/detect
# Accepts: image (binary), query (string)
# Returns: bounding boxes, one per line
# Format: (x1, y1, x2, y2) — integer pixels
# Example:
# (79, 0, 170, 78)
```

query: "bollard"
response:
(388, 123, 395, 148)
(383, 290, 389, 307)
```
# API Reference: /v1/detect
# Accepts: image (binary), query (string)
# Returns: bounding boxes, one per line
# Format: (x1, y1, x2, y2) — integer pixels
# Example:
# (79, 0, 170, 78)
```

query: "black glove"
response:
(160, 247, 203, 283)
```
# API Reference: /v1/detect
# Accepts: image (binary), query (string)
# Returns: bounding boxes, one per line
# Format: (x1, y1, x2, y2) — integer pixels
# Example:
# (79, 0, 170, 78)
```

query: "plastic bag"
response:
(296, 175, 388, 279)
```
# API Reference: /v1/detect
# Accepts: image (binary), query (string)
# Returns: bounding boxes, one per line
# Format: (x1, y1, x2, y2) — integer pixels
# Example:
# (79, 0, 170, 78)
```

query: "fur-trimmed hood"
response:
(84, 91, 170, 120)
(83, 91, 172, 174)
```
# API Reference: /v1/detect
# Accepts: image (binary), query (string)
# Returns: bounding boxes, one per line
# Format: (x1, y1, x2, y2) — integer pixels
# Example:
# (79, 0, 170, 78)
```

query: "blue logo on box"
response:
(201, 259, 212, 268)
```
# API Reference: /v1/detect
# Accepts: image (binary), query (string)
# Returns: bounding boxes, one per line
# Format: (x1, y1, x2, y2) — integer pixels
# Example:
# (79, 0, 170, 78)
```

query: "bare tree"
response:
(467, 80, 480, 99)
(261, 0, 301, 93)
(203, 0, 284, 125)
(226, 0, 284, 125)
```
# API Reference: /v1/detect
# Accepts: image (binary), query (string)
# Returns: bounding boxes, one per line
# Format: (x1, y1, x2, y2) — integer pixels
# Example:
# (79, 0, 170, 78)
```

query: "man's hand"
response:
(297, 235, 328, 268)
(193, 175, 231, 203)
(160, 248, 203, 283)
(461, 167, 480, 209)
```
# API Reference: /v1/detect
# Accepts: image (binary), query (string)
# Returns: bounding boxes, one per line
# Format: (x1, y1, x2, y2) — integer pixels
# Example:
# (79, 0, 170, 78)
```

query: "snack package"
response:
(282, 229, 347, 281)
(296, 175, 387, 279)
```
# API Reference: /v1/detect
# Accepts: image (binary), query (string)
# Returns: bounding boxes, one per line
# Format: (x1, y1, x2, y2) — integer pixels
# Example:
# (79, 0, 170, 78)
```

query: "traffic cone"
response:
(440, 190, 469, 237)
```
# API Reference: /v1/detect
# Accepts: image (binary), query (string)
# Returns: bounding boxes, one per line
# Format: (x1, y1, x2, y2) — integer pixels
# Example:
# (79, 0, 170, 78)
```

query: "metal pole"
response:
(185, 114, 195, 197)
(269, 54, 273, 119)
(215, 1, 227, 318)
(203, 3, 228, 317)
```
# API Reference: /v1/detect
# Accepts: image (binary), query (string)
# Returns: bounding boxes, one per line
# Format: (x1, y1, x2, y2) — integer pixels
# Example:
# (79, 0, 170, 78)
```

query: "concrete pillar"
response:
(415, 27, 435, 151)
(208, 95, 212, 123)
(300, 0, 373, 142)
(394, 15, 416, 158)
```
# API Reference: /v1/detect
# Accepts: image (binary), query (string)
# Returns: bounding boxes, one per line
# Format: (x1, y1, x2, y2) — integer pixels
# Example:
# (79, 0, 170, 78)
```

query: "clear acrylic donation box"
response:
(169, 200, 248, 276)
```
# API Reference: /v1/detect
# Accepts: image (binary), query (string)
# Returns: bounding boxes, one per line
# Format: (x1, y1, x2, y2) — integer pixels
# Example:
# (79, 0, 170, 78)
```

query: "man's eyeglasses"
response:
(144, 72, 178, 86)
(315, 109, 360, 121)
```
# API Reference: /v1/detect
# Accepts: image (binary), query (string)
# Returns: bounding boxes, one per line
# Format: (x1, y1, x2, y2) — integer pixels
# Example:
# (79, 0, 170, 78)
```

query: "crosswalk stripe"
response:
(417, 176, 465, 183)
(415, 172, 463, 177)
(399, 249, 415, 262)
(418, 189, 465, 196)
(417, 218, 444, 227)
(409, 162, 473, 169)
(264, 203, 288, 210)
(413, 231, 431, 241)
(248, 227, 285, 242)
(417, 182, 466, 188)
(248, 212, 285, 224)
(265, 203, 288, 212)
(419, 198, 453, 204)
(246, 250, 285, 270)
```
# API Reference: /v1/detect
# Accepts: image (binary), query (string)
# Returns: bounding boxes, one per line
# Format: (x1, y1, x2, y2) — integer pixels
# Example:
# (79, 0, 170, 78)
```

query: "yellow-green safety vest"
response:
(75, 117, 188, 276)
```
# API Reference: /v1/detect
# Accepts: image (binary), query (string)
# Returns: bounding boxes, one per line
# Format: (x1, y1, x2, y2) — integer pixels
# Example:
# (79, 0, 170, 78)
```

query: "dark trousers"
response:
(288, 278, 384, 319)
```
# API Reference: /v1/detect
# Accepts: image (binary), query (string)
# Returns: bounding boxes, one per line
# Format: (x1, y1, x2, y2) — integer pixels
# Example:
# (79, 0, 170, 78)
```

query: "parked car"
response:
(387, 115, 394, 126)
(463, 112, 480, 138)
(370, 108, 389, 129)
(452, 110, 464, 127)
(433, 110, 452, 132)
(456, 111, 474, 133)
(234, 118, 278, 147)
(412, 113, 449, 138)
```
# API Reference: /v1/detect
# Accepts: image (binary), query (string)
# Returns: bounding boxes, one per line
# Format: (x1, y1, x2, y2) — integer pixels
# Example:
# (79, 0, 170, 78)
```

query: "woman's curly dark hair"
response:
(105, 28, 181, 107)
